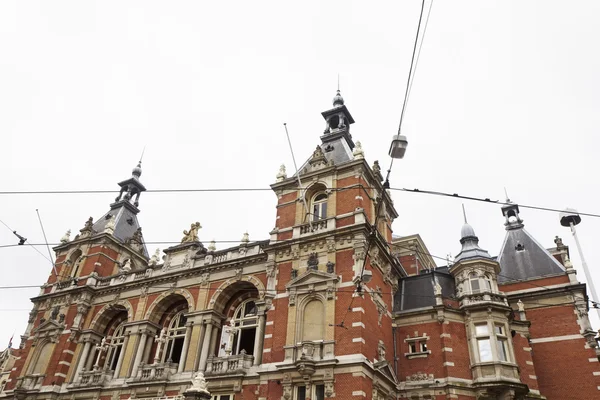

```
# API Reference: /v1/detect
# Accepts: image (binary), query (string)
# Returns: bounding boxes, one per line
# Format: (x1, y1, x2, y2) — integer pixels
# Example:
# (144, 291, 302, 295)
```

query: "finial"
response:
(462, 204, 468, 224)
(353, 141, 364, 159)
(241, 232, 250, 244)
(337, 73, 340, 91)
(276, 164, 287, 182)
(140, 146, 146, 163)
(208, 240, 216, 252)
(504, 187, 511, 203)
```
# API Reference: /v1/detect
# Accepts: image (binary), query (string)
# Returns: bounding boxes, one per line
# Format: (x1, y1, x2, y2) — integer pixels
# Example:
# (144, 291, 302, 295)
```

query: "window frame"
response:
(162, 310, 188, 364)
(104, 323, 126, 371)
(311, 192, 328, 221)
(219, 299, 258, 357)
(296, 384, 325, 400)
(472, 321, 512, 364)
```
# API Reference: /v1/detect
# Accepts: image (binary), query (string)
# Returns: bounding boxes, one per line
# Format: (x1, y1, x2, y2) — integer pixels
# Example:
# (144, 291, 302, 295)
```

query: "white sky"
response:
(1, 1, 599, 346)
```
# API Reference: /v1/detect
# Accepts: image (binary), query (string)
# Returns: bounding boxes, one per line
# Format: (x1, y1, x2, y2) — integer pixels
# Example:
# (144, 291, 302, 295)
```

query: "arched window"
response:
(104, 323, 125, 371)
(302, 300, 324, 341)
(469, 272, 480, 293)
(312, 193, 328, 221)
(163, 311, 187, 363)
(30, 342, 53, 374)
(219, 299, 258, 356)
(66, 250, 83, 278)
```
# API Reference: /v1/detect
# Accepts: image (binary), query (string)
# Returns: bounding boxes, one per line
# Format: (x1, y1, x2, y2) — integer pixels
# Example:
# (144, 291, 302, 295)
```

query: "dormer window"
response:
(312, 193, 328, 221)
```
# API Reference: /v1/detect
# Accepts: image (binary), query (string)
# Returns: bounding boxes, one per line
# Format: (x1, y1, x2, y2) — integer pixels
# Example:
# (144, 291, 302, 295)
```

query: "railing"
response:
(299, 219, 328, 234)
(205, 352, 254, 376)
(283, 340, 335, 364)
(131, 362, 177, 382)
(56, 280, 74, 290)
(212, 252, 228, 263)
(16, 374, 45, 391)
(76, 369, 112, 387)
(95, 277, 111, 287)
(461, 291, 508, 307)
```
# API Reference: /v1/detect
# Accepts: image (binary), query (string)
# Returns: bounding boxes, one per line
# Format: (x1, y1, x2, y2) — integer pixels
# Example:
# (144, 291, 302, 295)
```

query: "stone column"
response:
(253, 313, 266, 366)
(198, 322, 213, 372)
(85, 341, 96, 372)
(194, 323, 207, 371)
(113, 333, 130, 379)
(130, 330, 148, 377)
(73, 340, 92, 382)
(178, 323, 193, 373)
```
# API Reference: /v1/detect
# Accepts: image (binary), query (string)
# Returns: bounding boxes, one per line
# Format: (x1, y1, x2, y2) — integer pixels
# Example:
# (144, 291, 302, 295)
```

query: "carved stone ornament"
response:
(186, 371, 209, 394)
(276, 164, 287, 182)
(104, 214, 115, 234)
(406, 372, 434, 382)
(125, 227, 144, 253)
(307, 252, 319, 270)
(79, 217, 95, 237)
(181, 222, 202, 243)
(149, 249, 160, 267)
(60, 229, 71, 244)
(50, 306, 60, 321)
(353, 141, 365, 159)
(309, 145, 327, 168)
(377, 339, 386, 361)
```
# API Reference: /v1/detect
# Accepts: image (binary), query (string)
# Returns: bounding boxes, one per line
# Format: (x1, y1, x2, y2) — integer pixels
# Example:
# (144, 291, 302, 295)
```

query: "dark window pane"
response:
(297, 386, 306, 400)
(315, 384, 325, 400)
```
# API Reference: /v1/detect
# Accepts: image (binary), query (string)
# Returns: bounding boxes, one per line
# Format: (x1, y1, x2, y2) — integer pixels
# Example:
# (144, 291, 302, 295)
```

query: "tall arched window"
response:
(104, 324, 125, 371)
(163, 311, 187, 363)
(219, 299, 258, 356)
(469, 272, 480, 293)
(66, 250, 83, 278)
(312, 193, 328, 221)
(302, 300, 324, 341)
(484, 274, 493, 292)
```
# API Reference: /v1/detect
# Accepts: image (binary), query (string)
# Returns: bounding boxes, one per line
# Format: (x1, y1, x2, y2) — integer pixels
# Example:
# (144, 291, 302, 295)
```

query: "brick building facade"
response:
(1, 92, 599, 400)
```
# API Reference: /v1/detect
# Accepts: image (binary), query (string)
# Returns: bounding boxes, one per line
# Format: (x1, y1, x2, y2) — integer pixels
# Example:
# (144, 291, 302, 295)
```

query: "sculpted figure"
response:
(181, 222, 201, 243)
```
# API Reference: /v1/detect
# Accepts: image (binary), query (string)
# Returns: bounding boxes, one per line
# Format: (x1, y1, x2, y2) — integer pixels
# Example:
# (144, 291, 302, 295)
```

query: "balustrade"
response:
(205, 352, 254, 376)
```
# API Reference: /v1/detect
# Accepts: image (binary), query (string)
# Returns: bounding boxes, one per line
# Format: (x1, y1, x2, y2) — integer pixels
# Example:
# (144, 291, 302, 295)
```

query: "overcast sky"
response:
(1, 1, 599, 346)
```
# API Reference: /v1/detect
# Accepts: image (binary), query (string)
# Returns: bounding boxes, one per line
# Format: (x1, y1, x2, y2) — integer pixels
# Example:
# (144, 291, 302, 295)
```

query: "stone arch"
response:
(144, 289, 195, 323)
(208, 275, 266, 313)
(296, 293, 327, 342)
(28, 339, 55, 374)
(89, 300, 134, 332)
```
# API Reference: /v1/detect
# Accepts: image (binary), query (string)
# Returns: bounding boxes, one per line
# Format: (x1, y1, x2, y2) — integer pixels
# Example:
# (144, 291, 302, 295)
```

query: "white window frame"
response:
(104, 323, 125, 371)
(218, 299, 258, 357)
(162, 310, 187, 363)
(404, 334, 431, 359)
(311, 193, 328, 221)
(472, 321, 512, 363)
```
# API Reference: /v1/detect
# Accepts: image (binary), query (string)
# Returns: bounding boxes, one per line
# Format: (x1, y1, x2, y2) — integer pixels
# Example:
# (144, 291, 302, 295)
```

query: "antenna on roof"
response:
(462, 203, 468, 224)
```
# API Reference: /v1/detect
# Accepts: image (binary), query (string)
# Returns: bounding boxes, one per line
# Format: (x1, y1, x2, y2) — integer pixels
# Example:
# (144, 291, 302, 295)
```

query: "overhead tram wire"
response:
(1, 185, 600, 219)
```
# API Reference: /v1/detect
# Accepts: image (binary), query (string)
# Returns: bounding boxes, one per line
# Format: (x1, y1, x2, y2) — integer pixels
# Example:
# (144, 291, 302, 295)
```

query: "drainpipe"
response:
(392, 324, 398, 375)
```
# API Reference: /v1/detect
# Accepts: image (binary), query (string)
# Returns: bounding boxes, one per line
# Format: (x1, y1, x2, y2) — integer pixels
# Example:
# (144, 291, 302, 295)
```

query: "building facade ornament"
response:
(181, 222, 201, 243)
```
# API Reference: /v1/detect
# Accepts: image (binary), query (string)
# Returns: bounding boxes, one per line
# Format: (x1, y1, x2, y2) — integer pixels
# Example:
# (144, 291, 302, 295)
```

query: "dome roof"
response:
(460, 223, 476, 239)
(132, 162, 142, 178)
(333, 89, 344, 107)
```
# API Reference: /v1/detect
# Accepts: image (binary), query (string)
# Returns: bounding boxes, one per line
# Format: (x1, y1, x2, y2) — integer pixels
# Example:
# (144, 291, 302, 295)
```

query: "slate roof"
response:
(497, 227, 565, 283)
(92, 202, 148, 258)
(394, 269, 455, 312)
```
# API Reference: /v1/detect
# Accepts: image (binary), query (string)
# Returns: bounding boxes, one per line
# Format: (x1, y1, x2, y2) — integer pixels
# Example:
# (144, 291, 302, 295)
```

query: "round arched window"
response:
(219, 299, 258, 357)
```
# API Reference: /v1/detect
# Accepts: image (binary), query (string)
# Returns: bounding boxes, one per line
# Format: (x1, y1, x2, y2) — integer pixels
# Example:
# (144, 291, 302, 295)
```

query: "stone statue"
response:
(517, 299, 525, 312)
(372, 160, 381, 174)
(104, 215, 115, 234)
(182, 222, 202, 243)
(276, 164, 287, 182)
(554, 235, 564, 248)
(50, 306, 60, 321)
(79, 217, 94, 237)
(60, 229, 71, 244)
(434, 281, 442, 296)
(188, 371, 209, 394)
(353, 141, 364, 159)
(149, 249, 160, 267)
(121, 259, 132, 272)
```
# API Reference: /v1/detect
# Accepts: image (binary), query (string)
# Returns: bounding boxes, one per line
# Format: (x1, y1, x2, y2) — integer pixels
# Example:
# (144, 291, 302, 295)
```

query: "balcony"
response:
(460, 291, 508, 308)
(73, 369, 112, 388)
(283, 340, 335, 364)
(130, 362, 178, 383)
(205, 352, 254, 377)
(295, 217, 335, 238)
(16, 374, 45, 391)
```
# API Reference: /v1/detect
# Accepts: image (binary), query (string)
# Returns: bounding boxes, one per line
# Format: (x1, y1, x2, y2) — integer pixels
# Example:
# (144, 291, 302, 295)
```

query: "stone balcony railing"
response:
(130, 362, 178, 382)
(74, 369, 112, 388)
(16, 374, 45, 391)
(460, 290, 508, 308)
(283, 340, 335, 364)
(205, 352, 254, 377)
(296, 217, 334, 237)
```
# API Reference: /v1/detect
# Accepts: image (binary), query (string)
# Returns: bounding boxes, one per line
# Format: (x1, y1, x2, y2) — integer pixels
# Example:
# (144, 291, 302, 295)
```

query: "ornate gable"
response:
(286, 269, 339, 306)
